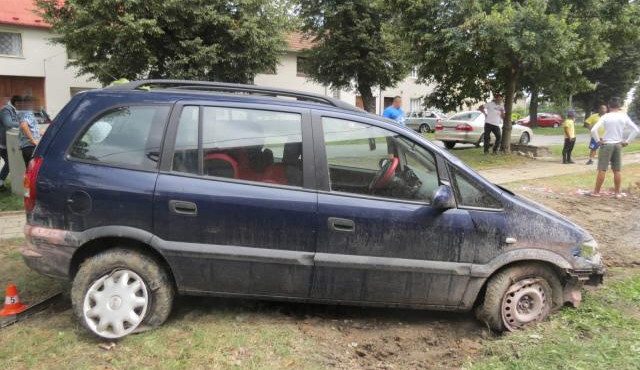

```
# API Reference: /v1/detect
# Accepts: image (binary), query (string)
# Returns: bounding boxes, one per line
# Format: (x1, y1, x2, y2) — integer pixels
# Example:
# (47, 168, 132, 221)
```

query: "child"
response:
(562, 110, 576, 164)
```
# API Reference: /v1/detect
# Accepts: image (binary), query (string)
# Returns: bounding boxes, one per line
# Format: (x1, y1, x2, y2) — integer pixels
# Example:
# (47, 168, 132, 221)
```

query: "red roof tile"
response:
(0, 0, 51, 29)
(284, 32, 315, 51)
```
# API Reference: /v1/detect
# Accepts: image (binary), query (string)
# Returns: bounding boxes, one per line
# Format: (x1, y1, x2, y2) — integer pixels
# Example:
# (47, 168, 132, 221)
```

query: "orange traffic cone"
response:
(0, 283, 28, 316)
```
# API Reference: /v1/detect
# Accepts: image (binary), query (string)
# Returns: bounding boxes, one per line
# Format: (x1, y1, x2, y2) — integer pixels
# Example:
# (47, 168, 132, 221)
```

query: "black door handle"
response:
(169, 200, 197, 216)
(328, 217, 355, 232)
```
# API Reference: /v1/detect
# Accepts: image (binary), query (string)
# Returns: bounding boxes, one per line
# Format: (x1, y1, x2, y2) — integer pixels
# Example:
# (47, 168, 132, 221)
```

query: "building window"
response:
(0, 32, 23, 57)
(410, 98, 422, 113)
(410, 66, 418, 79)
(296, 57, 308, 76)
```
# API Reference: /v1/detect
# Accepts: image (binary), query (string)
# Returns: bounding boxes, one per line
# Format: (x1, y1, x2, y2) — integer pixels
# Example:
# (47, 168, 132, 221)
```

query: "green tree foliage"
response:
(36, 0, 290, 85)
(297, 0, 411, 113)
(397, 0, 639, 151)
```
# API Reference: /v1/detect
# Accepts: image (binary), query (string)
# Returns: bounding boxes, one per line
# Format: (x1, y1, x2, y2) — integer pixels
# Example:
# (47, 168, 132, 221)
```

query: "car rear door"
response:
(153, 101, 317, 298)
(310, 112, 477, 307)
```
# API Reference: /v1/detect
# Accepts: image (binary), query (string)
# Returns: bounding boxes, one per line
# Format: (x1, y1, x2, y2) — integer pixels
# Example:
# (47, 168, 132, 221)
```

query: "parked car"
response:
(21, 80, 603, 339)
(516, 113, 563, 128)
(435, 111, 533, 149)
(405, 110, 446, 133)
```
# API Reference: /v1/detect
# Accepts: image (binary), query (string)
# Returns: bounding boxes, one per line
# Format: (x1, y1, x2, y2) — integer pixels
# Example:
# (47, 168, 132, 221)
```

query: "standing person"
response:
(18, 100, 41, 167)
(382, 96, 406, 125)
(562, 110, 577, 164)
(584, 105, 608, 165)
(0, 96, 21, 191)
(590, 97, 639, 198)
(479, 94, 505, 155)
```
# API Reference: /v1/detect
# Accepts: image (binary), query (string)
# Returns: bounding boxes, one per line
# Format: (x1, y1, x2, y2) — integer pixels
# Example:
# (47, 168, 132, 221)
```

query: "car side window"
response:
(322, 117, 439, 203)
(449, 166, 502, 209)
(69, 105, 170, 170)
(172, 106, 304, 187)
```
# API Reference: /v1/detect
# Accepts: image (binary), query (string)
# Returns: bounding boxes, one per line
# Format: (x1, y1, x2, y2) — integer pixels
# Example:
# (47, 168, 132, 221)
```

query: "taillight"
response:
(24, 156, 43, 213)
(455, 124, 474, 132)
(435, 124, 444, 131)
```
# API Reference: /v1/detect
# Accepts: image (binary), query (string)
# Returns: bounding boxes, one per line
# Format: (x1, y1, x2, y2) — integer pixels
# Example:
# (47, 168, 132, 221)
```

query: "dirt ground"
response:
(2, 181, 638, 370)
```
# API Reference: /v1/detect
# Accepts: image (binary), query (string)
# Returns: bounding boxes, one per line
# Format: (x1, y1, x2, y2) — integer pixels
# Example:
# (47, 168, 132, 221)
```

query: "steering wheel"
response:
(369, 156, 399, 191)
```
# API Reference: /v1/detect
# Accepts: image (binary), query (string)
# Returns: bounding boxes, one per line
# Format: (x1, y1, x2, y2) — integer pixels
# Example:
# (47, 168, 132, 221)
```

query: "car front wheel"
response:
(71, 248, 174, 339)
(519, 132, 530, 145)
(475, 263, 563, 331)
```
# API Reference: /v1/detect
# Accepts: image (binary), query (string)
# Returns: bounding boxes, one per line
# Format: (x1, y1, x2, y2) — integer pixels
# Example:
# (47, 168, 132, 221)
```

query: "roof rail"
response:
(105, 79, 364, 112)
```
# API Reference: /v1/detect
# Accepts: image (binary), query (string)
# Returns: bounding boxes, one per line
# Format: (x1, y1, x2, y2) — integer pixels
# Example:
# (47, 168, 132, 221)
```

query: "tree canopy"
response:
(297, 0, 411, 113)
(397, 0, 640, 151)
(36, 0, 291, 85)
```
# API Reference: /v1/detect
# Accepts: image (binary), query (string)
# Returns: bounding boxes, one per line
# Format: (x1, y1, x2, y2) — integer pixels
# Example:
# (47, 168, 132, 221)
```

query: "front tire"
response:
(475, 263, 562, 331)
(519, 132, 530, 145)
(443, 141, 456, 149)
(71, 248, 174, 339)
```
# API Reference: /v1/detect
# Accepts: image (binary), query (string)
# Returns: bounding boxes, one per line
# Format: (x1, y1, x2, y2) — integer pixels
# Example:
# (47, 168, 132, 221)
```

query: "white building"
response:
(0, 0, 100, 117)
(1, 3, 433, 117)
(256, 32, 435, 115)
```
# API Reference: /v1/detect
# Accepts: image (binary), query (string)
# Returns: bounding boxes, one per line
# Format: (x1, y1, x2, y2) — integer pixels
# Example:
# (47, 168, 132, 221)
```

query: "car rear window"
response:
(69, 105, 170, 170)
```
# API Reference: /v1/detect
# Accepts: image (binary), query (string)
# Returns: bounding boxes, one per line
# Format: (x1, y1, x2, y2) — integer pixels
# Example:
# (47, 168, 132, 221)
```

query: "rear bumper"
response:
(435, 132, 481, 143)
(20, 225, 76, 279)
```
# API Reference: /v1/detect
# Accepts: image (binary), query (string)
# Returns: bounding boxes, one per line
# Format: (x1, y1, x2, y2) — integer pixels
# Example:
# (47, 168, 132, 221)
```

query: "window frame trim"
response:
(314, 110, 444, 204)
(160, 100, 315, 190)
(64, 103, 173, 172)
(447, 164, 504, 212)
(0, 30, 24, 58)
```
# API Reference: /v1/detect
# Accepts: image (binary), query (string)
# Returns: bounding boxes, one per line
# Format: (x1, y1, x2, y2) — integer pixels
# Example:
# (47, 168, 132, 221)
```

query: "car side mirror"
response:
(432, 185, 456, 211)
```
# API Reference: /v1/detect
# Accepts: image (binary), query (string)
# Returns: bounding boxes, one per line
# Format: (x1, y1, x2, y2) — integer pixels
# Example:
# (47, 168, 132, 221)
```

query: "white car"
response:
(434, 111, 533, 149)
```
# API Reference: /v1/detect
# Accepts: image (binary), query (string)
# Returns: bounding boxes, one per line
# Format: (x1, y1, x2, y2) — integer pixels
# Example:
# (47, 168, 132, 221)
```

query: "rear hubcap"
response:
(501, 278, 550, 331)
(83, 269, 149, 339)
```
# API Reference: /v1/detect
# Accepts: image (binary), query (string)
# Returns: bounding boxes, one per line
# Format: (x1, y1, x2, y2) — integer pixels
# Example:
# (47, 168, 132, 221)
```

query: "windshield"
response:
(448, 112, 481, 121)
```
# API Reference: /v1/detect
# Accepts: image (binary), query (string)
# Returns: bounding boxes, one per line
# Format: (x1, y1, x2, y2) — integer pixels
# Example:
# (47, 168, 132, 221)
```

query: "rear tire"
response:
(419, 124, 431, 133)
(553, 122, 559, 128)
(443, 141, 456, 149)
(71, 248, 174, 339)
(475, 263, 563, 332)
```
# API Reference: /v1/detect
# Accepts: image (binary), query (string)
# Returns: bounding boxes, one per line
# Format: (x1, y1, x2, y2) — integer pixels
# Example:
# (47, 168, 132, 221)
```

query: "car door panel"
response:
(154, 103, 317, 298)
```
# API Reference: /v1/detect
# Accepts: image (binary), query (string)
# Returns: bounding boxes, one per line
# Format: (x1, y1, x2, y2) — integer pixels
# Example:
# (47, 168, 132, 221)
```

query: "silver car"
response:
(435, 110, 533, 149)
(405, 111, 446, 133)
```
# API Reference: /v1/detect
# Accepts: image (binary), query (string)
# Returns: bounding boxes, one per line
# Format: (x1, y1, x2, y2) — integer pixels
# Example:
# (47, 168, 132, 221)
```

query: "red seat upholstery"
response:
(261, 164, 288, 185)
(204, 153, 238, 179)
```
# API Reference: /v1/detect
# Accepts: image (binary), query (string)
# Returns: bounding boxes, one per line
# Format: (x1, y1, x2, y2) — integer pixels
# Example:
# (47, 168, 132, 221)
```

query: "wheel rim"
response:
(83, 269, 149, 339)
(501, 278, 550, 331)
(520, 133, 530, 144)
(420, 124, 429, 133)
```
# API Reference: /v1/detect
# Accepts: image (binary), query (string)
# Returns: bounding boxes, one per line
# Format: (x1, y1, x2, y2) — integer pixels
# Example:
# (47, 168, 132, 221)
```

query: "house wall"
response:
(0, 25, 100, 117)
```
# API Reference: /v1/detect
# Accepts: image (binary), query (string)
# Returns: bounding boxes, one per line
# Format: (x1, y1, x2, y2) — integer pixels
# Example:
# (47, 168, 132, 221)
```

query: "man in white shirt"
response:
(590, 97, 639, 198)
(479, 94, 505, 154)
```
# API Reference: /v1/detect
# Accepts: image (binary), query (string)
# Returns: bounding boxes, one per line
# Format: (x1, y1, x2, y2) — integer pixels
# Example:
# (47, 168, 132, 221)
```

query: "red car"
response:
(516, 113, 563, 128)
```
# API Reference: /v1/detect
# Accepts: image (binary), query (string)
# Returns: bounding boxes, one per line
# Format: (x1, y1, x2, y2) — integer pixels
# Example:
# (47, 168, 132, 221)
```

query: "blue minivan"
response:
(21, 80, 603, 339)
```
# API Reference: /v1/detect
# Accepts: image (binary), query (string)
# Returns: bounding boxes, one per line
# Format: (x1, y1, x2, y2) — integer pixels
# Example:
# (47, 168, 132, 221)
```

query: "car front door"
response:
(310, 113, 478, 307)
(153, 102, 317, 298)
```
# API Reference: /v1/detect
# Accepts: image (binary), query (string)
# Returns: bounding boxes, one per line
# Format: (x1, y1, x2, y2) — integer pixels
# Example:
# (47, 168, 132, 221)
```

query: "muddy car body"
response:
(21, 80, 603, 339)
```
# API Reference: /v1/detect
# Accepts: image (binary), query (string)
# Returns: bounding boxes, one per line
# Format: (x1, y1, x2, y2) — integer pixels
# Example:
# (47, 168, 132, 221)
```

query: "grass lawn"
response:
(466, 270, 640, 370)
(448, 147, 532, 170)
(547, 140, 640, 159)
(0, 188, 23, 212)
(505, 164, 640, 192)
(529, 125, 591, 136)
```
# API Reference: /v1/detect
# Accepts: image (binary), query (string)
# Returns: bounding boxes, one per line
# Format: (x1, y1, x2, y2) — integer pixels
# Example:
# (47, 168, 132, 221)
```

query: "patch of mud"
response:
(517, 188, 640, 268)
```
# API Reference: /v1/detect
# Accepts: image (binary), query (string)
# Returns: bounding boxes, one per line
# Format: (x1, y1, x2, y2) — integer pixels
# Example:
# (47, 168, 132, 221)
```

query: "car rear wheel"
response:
(519, 132, 530, 145)
(475, 263, 562, 331)
(443, 141, 456, 149)
(553, 122, 560, 128)
(419, 124, 431, 133)
(71, 248, 174, 339)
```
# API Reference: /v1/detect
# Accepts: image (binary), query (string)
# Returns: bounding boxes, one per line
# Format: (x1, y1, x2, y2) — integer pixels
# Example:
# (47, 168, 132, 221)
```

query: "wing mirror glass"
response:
(432, 184, 456, 210)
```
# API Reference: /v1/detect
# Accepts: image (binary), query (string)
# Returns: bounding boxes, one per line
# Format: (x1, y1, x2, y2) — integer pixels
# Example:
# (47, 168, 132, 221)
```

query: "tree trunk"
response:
(359, 84, 377, 114)
(529, 85, 539, 128)
(501, 69, 517, 153)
